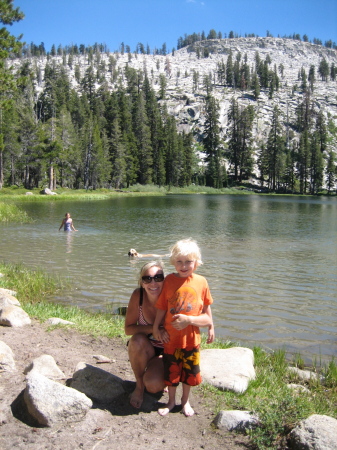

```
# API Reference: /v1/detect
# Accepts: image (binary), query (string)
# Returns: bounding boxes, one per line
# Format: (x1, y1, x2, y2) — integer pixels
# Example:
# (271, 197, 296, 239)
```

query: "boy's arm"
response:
(204, 304, 215, 344)
(171, 302, 213, 329)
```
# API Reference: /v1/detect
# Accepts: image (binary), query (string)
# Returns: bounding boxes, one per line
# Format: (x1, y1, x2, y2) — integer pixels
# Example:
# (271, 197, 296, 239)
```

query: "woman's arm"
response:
(58, 219, 65, 231)
(124, 289, 153, 336)
(71, 221, 78, 231)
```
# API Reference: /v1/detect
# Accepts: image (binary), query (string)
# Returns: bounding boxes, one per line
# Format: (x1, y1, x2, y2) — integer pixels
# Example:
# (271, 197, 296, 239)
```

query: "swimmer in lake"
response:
(59, 213, 78, 232)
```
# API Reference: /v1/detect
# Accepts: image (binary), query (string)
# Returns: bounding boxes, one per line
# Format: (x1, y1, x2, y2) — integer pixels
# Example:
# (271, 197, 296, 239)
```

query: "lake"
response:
(1, 194, 336, 363)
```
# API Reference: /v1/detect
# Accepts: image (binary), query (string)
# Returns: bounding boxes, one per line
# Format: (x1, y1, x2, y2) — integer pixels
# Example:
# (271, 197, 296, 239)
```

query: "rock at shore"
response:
(201, 347, 255, 393)
(24, 372, 92, 427)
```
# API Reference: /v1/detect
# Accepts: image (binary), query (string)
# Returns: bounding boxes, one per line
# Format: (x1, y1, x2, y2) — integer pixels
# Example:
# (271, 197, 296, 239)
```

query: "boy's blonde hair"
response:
(138, 261, 164, 286)
(169, 238, 203, 268)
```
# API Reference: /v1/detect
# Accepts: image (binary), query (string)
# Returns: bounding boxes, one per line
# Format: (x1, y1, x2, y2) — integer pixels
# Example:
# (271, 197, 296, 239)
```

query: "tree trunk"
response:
(0, 149, 3, 189)
(0, 134, 4, 189)
(49, 164, 53, 190)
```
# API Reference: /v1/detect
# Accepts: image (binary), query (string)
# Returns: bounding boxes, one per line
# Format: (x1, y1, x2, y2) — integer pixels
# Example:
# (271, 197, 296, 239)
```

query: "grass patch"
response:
(0, 262, 125, 338)
(198, 347, 337, 449)
(0, 202, 32, 223)
(166, 184, 255, 195)
(0, 262, 66, 303)
(23, 300, 125, 338)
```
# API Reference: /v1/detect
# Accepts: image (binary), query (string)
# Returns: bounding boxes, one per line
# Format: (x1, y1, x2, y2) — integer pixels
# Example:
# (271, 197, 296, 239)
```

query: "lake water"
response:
(1, 194, 336, 363)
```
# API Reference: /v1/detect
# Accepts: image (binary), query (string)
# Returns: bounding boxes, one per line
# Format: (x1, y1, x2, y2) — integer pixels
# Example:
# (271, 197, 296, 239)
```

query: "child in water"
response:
(59, 213, 78, 231)
(153, 238, 214, 417)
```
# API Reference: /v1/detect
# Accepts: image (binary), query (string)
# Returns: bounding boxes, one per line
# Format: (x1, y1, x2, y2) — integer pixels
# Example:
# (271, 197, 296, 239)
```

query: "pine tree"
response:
(2, 102, 20, 185)
(165, 114, 180, 186)
(226, 50, 233, 87)
(110, 118, 126, 188)
(57, 107, 80, 188)
(308, 65, 315, 92)
(117, 88, 138, 186)
(203, 95, 223, 188)
(266, 106, 285, 190)
(251, 72, 260, 100)
(227, 98, 240, 180)
(309, 132, 323, 194)
(0, 1, 24, 188)
(143, 75, 165, 186)
(325, 151, 336, 194)
(296, 131, 310, 194)
(133, 91, 153, 184)
(282, 142, 297, 193)
(238, 105, 255, 181)
(318, 58, 329, 81)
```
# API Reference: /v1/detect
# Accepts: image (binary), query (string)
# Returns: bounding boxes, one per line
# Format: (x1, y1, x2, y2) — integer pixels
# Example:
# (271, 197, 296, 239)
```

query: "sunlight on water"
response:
(1, 194, 336, 363)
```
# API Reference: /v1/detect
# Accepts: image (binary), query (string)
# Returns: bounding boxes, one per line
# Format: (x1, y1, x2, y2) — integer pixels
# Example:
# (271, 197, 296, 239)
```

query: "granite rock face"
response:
(10, 37, 337, 174)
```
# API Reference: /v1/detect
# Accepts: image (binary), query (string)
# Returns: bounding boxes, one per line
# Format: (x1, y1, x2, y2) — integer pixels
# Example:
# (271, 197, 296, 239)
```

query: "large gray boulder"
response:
(201, 347, 255, 393)
(40, 188, 57, 195)
(45, 317, 75, 326)
(24, 354, 65, 379)
(213, 410, 259, 432)
(0, 288, 18, 298)
(69, 362, 125, 403)
(0, 305, 31, 327)
(0, 293, 20, 308)
(24, 372, 92, 427)
(0, 341, 16, 372)
(288, 414, 337, 450)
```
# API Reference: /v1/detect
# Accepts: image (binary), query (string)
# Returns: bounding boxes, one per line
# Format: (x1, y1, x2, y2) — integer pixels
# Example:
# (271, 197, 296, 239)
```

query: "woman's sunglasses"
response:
(142, 273, 164, 284)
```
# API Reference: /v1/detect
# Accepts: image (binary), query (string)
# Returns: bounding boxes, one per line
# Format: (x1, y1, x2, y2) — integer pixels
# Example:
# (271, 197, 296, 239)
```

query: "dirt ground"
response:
(0, 319, 252, 450)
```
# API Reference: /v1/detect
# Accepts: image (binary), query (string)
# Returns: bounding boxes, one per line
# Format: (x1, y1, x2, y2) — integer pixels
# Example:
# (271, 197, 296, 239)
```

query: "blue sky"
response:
(7, 0, 337, 53)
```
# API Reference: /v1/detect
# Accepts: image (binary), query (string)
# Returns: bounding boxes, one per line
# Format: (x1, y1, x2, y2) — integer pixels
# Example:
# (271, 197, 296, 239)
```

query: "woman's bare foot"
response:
(158, 401, 175, 416)
(129, 385, 144, 408)
(182, 401, 194, 417)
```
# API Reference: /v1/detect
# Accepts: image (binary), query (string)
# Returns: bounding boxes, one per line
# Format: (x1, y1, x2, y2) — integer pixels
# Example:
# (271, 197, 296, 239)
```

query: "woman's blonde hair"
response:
(138, 261, 164, 286)
(169, 238, 203, 268)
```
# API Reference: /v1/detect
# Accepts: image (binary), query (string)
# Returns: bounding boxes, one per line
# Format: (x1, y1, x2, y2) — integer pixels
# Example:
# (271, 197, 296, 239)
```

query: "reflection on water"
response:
(65, 232, 74, 253)
(0, 194, 336, 363)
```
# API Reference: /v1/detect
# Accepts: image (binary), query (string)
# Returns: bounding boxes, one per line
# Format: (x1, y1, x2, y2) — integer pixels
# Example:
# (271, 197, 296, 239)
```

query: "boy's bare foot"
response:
(129, 386, 143, 408)
(158, 401, 175, 416)
(182, 401, 194, 417)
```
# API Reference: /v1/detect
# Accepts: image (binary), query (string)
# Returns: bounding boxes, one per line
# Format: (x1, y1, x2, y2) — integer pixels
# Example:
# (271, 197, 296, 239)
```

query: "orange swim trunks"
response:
(163, 346, 201, 387)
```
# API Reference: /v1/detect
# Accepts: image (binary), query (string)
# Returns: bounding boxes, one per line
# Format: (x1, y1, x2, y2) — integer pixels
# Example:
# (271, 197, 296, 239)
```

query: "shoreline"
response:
(1, 262, 337, 448)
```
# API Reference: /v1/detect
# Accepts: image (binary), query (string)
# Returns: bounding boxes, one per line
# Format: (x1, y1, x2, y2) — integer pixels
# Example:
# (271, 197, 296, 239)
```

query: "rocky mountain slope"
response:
(11, 37, 337, 158)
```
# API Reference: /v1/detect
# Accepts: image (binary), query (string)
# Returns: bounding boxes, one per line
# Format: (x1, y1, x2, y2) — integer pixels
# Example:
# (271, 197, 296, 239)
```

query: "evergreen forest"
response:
(0, 2, 336, 194)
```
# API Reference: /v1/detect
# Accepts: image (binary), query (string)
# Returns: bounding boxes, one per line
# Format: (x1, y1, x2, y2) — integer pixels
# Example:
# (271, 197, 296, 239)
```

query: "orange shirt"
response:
(155, 273, 213, 351)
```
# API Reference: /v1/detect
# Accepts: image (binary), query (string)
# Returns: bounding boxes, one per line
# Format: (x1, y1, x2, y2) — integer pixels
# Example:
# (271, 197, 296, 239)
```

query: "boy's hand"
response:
(207, 326, 215, 344)
(153, 327, 170, 343)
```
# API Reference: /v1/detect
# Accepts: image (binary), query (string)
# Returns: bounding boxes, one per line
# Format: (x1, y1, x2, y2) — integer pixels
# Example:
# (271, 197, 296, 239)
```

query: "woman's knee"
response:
(143, 358, 165, 393)
(128, 334, 154, 358)
(129, 333, 149, 349)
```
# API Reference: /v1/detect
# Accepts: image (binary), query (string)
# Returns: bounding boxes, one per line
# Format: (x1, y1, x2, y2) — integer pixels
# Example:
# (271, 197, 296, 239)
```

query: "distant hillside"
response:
(12, 37, 337, 133)
(6, 37, 337, 192)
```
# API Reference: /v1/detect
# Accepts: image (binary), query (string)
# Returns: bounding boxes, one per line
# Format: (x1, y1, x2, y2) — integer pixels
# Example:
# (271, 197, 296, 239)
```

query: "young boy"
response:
(153, 238, 214, 417)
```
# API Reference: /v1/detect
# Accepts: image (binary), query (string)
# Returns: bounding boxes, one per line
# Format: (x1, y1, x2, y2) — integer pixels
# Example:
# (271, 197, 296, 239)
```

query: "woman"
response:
(59, 212, 78, 232)
(125, 261, 167, 409)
